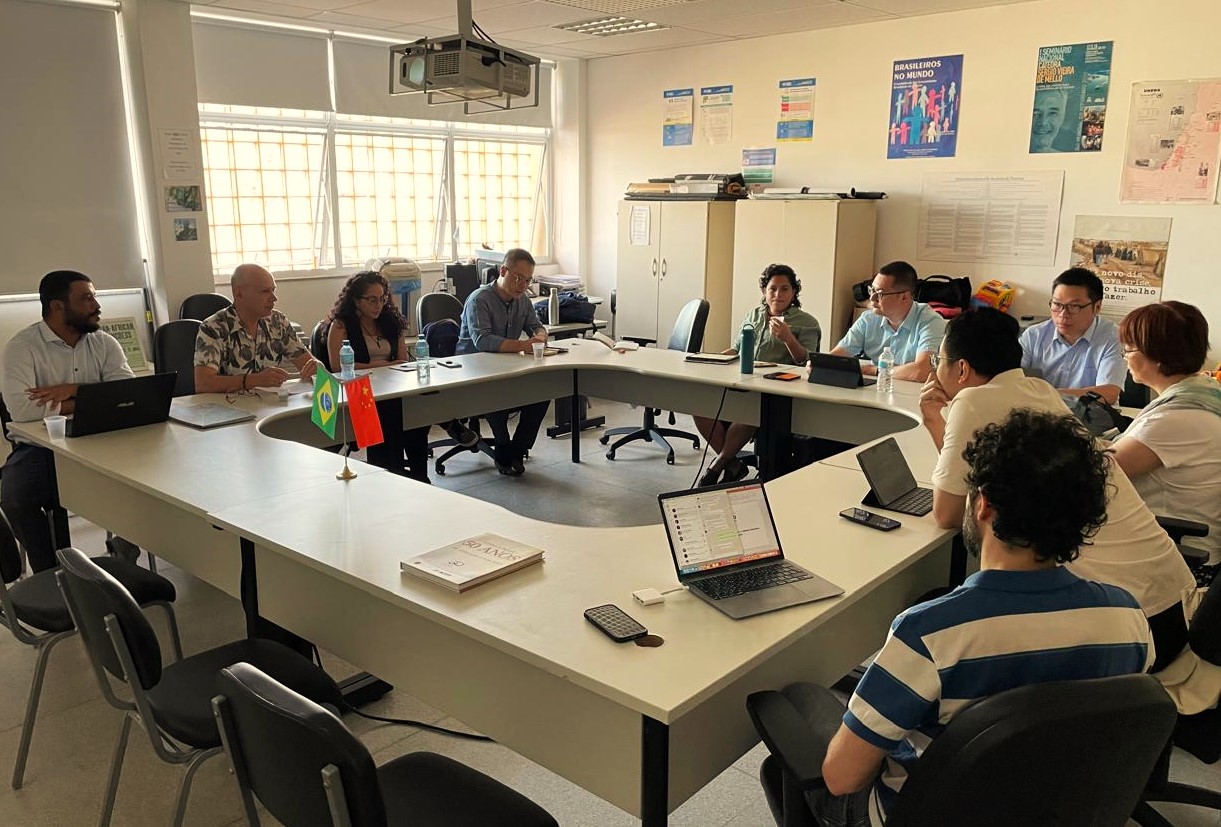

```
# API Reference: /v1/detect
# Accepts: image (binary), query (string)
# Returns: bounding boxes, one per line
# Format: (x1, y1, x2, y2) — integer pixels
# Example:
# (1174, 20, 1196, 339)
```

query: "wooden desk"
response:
(13, 348, 952, 826)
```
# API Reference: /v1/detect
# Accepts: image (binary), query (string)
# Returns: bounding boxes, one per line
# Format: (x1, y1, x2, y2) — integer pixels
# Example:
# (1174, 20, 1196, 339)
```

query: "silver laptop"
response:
(169, 400, 256, 429)
(658, 480, 843, 619)
(856, 437, 933, 516)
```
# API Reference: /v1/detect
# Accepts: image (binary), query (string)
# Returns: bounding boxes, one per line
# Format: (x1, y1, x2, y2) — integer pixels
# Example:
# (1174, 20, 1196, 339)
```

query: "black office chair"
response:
(415, 293, 496, 475)
(748, 675, 1176, 827)
(0, 512, 181, 790)
(211, 662, 558, 827)
(178, 292, 232, 321)
(445, 263, 482, 306)
(1120, 368, 1153, 409)
(54, 547, 343, 827)
(0, 396, 74, 580)
(154, 319, 201, 397)
(601, 298, 709, 464)
(310, 320, 330, 368)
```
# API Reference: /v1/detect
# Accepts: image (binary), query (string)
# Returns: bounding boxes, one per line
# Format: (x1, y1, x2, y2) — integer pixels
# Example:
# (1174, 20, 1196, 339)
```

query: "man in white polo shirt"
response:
(920, 308, 1195, 671)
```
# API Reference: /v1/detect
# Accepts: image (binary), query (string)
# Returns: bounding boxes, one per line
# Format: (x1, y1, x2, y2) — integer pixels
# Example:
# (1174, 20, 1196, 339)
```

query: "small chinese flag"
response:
(344, 375, 384, 449)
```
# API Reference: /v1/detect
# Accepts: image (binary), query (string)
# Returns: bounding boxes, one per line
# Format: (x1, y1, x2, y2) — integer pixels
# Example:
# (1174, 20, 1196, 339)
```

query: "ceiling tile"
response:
(575, 24, 729, 55)
(495, 25, 600, 45)
(689, 2, 893, 37)
(850, 0, 1031, 13)
(306, 8, 417, 29)
(640, 0, 834, 26)
(205, 0, 321, 20)
(335, 0, 525, 26)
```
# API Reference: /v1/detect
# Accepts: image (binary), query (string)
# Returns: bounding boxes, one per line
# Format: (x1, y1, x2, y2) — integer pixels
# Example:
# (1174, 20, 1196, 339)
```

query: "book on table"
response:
(401, 533, 545, 593)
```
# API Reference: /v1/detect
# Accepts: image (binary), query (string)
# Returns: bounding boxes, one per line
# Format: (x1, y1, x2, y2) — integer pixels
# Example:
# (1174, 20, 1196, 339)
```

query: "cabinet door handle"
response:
(651, 258, 658, 278)
(660, 258, 667, 279)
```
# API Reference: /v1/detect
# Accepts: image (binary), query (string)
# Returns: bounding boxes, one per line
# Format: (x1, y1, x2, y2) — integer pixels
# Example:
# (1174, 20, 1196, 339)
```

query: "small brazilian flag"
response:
(311, 367, 339, 438)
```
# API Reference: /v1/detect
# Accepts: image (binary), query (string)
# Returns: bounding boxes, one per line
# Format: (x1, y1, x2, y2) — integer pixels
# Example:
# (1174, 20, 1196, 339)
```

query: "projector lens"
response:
(406, 57, 426, 86)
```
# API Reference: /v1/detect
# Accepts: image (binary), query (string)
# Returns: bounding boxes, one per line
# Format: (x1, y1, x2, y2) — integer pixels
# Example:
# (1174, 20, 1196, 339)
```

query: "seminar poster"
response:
(1029, 41, 1113, 154)
(887, 54, 962, 159)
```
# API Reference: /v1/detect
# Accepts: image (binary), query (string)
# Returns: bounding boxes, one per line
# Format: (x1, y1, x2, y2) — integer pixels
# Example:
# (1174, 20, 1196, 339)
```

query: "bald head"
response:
(231, 263, 278, 323)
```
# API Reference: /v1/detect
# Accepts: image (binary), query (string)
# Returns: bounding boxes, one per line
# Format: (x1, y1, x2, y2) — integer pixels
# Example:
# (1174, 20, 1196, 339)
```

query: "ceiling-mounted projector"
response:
(389, 0, 540, 113)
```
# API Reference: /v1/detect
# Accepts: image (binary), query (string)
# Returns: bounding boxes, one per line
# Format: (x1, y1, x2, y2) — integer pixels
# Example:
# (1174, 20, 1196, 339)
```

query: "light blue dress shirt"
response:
(834, 302, 946, 365)
(1019, 315, 1126, 390)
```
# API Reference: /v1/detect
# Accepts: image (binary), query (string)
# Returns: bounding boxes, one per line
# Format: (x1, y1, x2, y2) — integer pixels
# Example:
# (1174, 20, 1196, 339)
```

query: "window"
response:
(198, 105, 551, 277)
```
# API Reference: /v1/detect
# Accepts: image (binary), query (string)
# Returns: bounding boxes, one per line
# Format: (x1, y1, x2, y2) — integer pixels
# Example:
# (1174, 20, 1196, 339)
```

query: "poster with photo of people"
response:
(1029, 41, 1113, 154)
(887, 54, 963, 159)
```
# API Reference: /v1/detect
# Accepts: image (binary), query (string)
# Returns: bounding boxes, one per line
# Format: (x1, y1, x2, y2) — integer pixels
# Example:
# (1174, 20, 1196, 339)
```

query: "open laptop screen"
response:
(660, 482, 782, 577)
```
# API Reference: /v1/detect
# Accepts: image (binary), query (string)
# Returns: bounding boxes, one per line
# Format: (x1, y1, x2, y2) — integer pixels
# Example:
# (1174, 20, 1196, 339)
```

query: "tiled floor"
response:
(1, 399, 1217, 826)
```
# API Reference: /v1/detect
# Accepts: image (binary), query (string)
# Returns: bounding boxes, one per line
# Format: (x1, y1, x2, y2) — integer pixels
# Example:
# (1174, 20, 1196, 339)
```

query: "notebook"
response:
(855, 437, 934, 516)
(67, 373, 176, 438)
(807, 353, 876, 388)
(658, 480, 843, 619)
(169, 401, 256, 429)
(684, 352, 737, 365)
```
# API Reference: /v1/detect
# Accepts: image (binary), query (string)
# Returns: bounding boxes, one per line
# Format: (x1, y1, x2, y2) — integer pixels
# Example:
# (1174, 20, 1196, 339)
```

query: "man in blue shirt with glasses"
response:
(830, 261, 944, 382)
(1019, 267, 1126, 405)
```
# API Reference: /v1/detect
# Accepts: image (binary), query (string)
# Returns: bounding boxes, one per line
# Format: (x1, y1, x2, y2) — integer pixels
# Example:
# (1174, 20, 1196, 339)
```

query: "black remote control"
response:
(839, 507, 901, 532)
(584, 604, 648, 643)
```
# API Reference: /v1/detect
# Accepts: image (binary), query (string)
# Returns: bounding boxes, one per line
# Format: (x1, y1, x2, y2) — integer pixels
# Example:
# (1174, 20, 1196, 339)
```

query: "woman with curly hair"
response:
(324, 271, 430, 482)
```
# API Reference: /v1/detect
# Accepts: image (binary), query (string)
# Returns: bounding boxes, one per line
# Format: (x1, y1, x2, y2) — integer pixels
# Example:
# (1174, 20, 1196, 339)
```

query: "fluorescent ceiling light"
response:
(553, 16, 668, 36)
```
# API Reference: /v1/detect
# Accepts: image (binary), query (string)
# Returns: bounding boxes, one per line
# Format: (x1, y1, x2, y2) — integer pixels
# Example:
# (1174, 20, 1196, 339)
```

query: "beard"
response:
(66, 310, 100, 334)
(962, 496, 982, 560)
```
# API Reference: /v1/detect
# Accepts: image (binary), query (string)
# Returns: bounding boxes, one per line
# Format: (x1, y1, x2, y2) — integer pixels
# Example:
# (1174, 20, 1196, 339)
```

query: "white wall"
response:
(586, 0, 1221, 359)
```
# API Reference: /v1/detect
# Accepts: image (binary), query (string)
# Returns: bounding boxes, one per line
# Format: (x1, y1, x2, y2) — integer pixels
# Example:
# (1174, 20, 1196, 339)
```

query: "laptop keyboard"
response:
(695, 561, 812, 600)
(888, 487, 933, 516)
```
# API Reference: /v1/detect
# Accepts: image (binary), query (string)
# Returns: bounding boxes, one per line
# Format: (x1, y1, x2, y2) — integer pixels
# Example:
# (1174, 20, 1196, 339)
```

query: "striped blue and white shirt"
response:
(844, 566, 1154, 825)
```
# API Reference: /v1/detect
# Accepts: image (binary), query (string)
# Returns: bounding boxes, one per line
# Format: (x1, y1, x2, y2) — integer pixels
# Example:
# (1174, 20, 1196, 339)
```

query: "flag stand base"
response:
(336, 457, 358, 481)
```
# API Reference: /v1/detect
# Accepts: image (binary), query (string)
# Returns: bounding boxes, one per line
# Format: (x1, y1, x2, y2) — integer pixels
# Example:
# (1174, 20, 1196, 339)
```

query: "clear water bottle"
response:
(415, 332, 431, 381)
(877, 345, 894, 394)
(739, 322, 756, 375)
(339, 339, 355, 381)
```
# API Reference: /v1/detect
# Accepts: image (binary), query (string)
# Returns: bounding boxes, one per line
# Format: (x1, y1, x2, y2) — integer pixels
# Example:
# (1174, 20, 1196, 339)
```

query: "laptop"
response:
(67, 373, 176, 437)
(855, 437, 934, 516)
(807, 353, 876, 388)
(169, 400, 256, 429)
(658, 480, 843, 619)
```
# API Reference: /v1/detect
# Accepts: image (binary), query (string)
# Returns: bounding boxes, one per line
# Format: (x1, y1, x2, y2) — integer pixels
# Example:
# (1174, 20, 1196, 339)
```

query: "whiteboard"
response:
(0, 288, 154, 372)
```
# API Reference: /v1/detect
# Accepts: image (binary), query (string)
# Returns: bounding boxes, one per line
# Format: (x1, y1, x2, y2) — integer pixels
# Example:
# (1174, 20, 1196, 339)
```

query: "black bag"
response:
(1066, 391, 1129, 436)
(916, 275, 972, 310)
(534, 292, 596, 325)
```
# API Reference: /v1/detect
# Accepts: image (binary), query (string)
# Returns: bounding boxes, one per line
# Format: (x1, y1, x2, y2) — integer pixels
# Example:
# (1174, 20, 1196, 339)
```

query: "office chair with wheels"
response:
(748, 675, 1176, 827)
(178, 293, 232, 321)
(154, 319, 201, 397)
(415, 292, 496, 475)
(0, 512, 181, 790)
(212, 661, 558, 827)
(54, 547, 343, 827)
(601, 298, 709, 464)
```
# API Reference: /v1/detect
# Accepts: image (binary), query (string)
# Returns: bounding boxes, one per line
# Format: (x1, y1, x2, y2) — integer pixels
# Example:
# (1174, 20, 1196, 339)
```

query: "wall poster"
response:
(662, 88, 694, 147)
(1070, 215, 1172, 314)
(1119, 79, 1221, 203)
(1029, 41, 1113, 153)
(887, 54, 963, 159)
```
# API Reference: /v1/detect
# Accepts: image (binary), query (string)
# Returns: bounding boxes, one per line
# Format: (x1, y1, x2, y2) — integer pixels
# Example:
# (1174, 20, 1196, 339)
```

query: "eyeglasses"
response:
(930, 353, 943, 370)
(359, 294, 389, 305)
(868, 287, 910, 300)
(1048, 300, 1096, 315)
(1122, 346, 1140, 357)
(506, 271, 534, 285)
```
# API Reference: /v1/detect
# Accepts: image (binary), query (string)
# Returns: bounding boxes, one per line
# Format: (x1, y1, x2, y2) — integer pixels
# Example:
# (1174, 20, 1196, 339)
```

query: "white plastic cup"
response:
(44, 415, 67, 440)
(532, 341, 545, 361)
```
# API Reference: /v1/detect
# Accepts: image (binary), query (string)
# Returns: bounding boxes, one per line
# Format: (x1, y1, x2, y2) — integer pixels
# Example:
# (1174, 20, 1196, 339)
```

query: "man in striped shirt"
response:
(809, 410, 1154, 827)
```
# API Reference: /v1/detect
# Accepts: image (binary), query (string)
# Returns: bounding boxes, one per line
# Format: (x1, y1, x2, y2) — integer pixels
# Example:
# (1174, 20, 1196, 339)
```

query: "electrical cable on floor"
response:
(342, 703, 495, 742)
(691, 386, 729, 489)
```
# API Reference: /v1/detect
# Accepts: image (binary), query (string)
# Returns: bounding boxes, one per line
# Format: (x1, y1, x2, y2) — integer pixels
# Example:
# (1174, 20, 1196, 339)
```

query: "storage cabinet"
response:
(730, 200, 877, 349)
(615, 200, 734, 352)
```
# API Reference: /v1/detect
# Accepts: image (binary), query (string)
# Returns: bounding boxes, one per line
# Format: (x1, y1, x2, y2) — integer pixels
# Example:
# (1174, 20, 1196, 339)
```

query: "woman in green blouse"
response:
(694, 263, 822, 486)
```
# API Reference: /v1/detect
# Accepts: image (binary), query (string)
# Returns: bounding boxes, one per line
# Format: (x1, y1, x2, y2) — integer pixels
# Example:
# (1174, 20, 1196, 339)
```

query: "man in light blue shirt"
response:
(831, 261, 944, 382)
(1019, 267, 1126, 404)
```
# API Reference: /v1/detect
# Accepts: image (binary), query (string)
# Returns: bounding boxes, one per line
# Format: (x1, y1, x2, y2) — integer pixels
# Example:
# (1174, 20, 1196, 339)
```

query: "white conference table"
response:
(13, 345, 953, 825)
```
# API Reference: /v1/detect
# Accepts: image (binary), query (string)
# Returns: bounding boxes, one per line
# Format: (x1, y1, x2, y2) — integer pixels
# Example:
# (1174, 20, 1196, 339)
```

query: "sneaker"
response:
(106, 536, 141, 564)
(722, 457, 749, 483)
(698, 466, 722, 487)
(444, 419, 479, 449)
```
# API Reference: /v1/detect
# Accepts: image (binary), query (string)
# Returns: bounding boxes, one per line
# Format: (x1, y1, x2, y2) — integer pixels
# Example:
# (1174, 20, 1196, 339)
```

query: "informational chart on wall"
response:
(1119, 79, 1221, 204)
(700, 85, 734, 145)
(917, 171, 1063, 265)
(887, 54, 962, 159)
(662, 88, 694, 147)
(1070, 215, 1171, 313)
(1029, 41, 1113, 154)
(777, 78, 815, 142)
